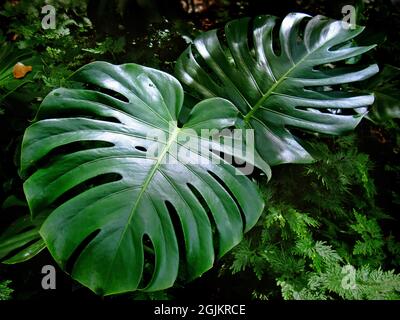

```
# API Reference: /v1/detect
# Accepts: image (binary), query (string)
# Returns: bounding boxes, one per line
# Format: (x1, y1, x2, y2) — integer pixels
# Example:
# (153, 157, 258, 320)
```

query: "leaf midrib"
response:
(104, 125, 180, 285)
(243, 50, 314, 122)
(128, 126, 180, 219)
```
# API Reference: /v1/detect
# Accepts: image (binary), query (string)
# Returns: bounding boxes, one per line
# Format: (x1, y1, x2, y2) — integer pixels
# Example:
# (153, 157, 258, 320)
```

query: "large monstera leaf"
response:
(20, 62, 269, 295)
(175, 13, 379, 165)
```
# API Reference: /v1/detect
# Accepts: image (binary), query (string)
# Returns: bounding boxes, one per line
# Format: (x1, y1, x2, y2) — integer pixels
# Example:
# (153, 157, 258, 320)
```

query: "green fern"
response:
(0, 280, 13, 300)
(227, 131, 400, 300)
(351, 211, 385, 263)
(279, 264, 400, 300)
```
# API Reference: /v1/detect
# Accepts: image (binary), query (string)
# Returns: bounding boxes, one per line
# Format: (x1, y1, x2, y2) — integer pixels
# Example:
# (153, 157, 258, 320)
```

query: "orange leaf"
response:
(13, 62, 32, 79)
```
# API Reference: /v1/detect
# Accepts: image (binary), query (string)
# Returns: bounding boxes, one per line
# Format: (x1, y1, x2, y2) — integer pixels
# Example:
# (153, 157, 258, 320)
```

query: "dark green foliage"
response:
(363, 65, 400, 123)
(0, 279, 13, 300)
(226, 133, 400, 300)
(0, 0, 399, 301)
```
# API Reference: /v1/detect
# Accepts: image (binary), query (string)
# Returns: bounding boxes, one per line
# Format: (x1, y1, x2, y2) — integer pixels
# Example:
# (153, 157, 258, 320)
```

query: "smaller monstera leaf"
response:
(175, 13, 379, 166)
(0, 210, 46, 264)
(20, 62, 269, 295)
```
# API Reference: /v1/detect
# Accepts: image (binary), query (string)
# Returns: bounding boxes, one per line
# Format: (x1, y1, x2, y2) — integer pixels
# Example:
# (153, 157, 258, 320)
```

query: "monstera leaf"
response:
(20, 62, 270, 295)
(0, 211, 46, 264)
(175, 13, 379, 165)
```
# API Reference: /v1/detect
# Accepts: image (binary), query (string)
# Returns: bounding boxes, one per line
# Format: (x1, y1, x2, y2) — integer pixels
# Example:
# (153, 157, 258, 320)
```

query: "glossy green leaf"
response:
(20, 61, 269, 295)
(0, 213, 46, 264)
(175, 13, 379, 165)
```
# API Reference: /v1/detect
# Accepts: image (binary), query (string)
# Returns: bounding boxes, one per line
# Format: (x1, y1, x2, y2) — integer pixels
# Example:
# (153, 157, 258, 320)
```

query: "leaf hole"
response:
(36, 107, 122, 124)
(138, 234, 156, 289)
(26, 140, 114, 178)
(0, 238, 40, 262)
(52, 173, 122, 209)
(207, 170, 246, 232)
(271, 19, 282, 56)
(297, 18, 309, 43)
(191, 44, 225, 89)
(98, 87, 130, 103)
(65, 229, 100, 274)
(329, 40, 353, 52)
(248, 17, 257, 59)
(209, 148, 254, 175)
(165, 200, 187, 273)
(135, 146, 147, 152)
(186, 183, 219, 254)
